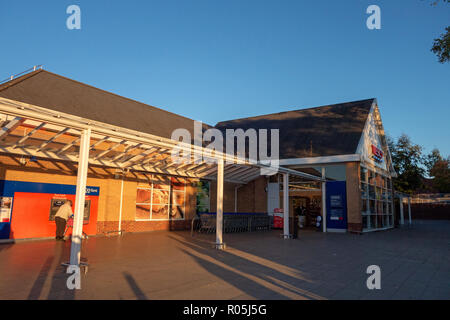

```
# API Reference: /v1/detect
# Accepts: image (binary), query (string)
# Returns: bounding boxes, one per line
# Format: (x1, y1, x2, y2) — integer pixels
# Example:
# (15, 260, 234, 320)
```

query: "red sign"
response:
(273, 215, 283, 229)
(371, 145, 384, 162)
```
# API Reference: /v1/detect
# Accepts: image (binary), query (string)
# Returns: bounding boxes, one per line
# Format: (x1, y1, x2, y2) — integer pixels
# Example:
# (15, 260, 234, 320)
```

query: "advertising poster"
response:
(0, 197, 13, 222)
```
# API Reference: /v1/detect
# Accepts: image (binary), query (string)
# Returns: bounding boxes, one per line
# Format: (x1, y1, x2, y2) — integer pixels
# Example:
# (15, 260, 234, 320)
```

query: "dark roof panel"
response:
(215, 99, 374, 159)
(0, 70, 207, 138)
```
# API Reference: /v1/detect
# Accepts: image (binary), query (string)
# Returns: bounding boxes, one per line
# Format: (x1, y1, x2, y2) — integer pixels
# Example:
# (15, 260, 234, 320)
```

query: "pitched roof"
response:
(215, 99, 375, 159)
(0, 70, 208, 139)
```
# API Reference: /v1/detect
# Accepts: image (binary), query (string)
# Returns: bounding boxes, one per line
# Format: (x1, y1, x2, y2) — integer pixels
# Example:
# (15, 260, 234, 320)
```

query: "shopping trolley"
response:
(64, 215, 89, 240)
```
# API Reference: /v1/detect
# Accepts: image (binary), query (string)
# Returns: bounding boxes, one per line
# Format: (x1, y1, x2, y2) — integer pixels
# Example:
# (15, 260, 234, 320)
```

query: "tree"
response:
(425, 148, 444, 174)
(388, 134, 425, 194)
(431, 26, 450, 63)
(425, 149, 450, 192)
(428, 0, 450, 63)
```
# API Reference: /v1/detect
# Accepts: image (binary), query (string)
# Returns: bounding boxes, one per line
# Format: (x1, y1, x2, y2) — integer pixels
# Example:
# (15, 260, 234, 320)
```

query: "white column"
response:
(322, 167, 327, 233)
(408, 197, 412, 225)
(70, 128, 91, 266)
(283, 173, 290, 239)
(118, 176, 124, 233)
(399, 196, 405, 226)
(215, 159, 225, 249)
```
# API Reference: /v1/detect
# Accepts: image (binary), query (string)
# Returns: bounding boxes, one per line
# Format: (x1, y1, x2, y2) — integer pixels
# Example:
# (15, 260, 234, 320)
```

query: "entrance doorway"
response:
(292, 196, 322, 230)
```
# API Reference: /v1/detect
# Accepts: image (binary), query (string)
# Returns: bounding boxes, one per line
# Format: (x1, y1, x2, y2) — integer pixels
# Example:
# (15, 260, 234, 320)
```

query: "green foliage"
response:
(431, 27, 450, 63)
(388, 134, 425, 194)
(428, 0, 450, 63)
(388, 135, 450, 194)
(427, 150, 450, 192)
(425, 148, 444, 173)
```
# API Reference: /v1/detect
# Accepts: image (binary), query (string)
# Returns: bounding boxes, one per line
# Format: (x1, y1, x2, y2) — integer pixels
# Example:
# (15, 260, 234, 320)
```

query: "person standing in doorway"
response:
(55, 200, 73, 241)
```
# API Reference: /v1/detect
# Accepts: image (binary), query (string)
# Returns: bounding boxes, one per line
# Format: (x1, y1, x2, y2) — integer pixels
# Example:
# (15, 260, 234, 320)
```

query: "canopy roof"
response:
(0, 96, 322, 184)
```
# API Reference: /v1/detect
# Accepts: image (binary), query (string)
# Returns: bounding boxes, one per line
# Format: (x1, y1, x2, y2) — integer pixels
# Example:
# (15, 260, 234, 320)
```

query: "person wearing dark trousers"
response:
(54, 200, 73, 241)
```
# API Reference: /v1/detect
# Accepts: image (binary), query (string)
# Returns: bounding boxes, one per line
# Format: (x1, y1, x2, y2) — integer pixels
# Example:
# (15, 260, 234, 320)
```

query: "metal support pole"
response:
(215, 159, 225, 249)
(118, 176, 124, 234)
(322, 167, 327, 233)
(408, 197, 412, 225)
(283, 173, 290, 239)
(399, 196, 405, 226)
(69, 128, 91, 266)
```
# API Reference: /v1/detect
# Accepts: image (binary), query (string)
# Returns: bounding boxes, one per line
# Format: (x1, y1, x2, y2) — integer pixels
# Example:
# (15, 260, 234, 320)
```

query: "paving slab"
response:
(0, 220, 449, 300)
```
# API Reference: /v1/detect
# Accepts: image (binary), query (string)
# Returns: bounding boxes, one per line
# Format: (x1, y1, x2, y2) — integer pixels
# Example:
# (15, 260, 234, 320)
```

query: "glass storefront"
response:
(136, 175, 187, 221)
(360, 165, 394, 231)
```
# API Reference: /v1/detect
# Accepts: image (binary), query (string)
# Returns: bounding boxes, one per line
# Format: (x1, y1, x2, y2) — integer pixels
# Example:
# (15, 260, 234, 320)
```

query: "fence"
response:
(410, 203, 450, 220)
(192, 213, 272, 235)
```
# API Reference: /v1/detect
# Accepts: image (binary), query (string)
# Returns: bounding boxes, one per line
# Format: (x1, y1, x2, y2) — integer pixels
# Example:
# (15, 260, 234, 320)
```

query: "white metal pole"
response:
(118, 176, 124, 233)
(216, 159, 224, 249)
(322, 167, 327, 233)
(399, 196, 405, 226)
(234, 186, 238, 213)
(283, 173, 290, 239)
(69, 128, 91, 266)
(408, 197, 412, 225)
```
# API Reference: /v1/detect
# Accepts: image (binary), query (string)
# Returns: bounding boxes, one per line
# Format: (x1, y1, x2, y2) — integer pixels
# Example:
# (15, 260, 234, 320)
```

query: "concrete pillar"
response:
(69, 128, 91, 266)
(408, 197, 412, 225)
(215, 159, 225, 249)
(283, 173, 290, 239)
(399, 196, 405, 226)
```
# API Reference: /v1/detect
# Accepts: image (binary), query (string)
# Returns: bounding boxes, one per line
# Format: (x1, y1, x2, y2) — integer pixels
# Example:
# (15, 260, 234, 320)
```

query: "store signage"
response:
(371, 145, 384, 163)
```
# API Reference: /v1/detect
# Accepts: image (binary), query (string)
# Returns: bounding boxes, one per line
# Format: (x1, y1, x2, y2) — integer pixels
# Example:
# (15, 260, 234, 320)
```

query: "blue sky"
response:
(1, 0, 449, 156)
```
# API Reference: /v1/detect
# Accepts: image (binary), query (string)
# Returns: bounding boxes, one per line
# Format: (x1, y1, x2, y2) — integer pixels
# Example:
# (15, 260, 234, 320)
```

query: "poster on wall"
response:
(0, 197, 13, 222)
(196, 181, 210, 214)
(326, 181, 348, 231)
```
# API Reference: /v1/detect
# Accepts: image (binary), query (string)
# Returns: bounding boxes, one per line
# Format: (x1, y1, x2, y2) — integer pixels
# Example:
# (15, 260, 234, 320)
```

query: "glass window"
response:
(361, 165, 394, 231)
(361, 168, 367, 182)
(362, 198, 368, 213)
(135, 175, 186, 221)
(361, 182, 368, 199)
(369, 185, 375, 199)
(369, 200, 375, 214)
(362, 216, 368, 229)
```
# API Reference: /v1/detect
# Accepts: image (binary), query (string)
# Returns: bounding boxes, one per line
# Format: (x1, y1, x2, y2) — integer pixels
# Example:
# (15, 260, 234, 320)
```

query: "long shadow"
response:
(27, 255, 55, 300)
(169, 234, 322, 300)
(179, 248, 287, 299)
(0, 243, 14, 252)
(123, 272, 148, 300)
(45, 241, 76, 300)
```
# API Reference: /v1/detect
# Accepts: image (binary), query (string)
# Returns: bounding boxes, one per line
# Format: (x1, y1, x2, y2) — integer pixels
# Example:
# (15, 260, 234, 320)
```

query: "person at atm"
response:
(54, 200, 73, 241)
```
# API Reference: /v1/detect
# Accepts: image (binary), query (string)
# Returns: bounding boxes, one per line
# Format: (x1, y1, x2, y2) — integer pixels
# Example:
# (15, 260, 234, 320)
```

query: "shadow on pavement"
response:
(123, 272, 148, 300)
(169, 233, 323, 300)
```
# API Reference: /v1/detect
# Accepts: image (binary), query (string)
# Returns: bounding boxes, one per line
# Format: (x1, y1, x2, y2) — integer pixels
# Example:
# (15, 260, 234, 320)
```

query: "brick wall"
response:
(346, 162, 362, 233)
(0, 154, 269, 238)
(210, 176, 268, 213)
(96, 219, 191, 234)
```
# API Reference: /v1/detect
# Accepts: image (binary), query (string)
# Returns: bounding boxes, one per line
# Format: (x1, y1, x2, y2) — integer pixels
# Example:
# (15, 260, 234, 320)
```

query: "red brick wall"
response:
(97, 219, 192, 234)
